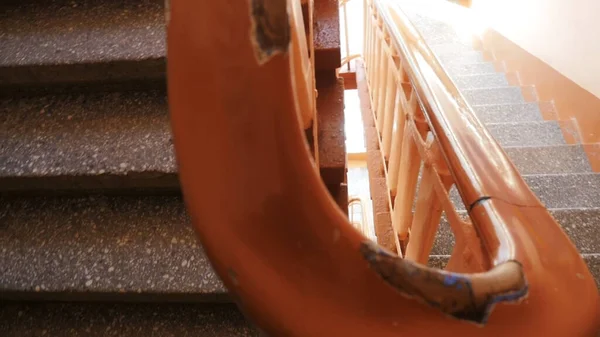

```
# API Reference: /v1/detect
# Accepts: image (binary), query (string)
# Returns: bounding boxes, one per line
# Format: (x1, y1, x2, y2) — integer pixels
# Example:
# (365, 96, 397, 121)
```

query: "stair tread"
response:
(449, 173, 600, 210)
(485, 121, 566, 147)
(0, 90, 177, 193)
(504, 145, 593, 174)
(0, 195, 227, 301)
(472, 102, 544, 123)
(0, 303, 257, 336)
(0, 0, 166, 91)
(445, 62, 496, 76)
(452, 73, 509, 90)
(428, 42, 475, 55)
(313, 0, 341, 70)
(0, 0, 338, 89)
(436, 51, 485, 64)
(317, 78, 346, 186)
(462, 86, 525, 106)
(0, 0, 165, 67)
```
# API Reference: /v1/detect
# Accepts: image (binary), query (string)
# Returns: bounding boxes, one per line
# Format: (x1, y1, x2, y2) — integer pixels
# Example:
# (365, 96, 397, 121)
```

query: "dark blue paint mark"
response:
(491, 285, 529, 304)
(444, 274, 459, 286)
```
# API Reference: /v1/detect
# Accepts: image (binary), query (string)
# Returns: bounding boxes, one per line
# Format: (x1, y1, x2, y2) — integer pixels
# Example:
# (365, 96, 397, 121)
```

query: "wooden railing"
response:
(168, 0, 598, 335)
(363, 0, 597, 327)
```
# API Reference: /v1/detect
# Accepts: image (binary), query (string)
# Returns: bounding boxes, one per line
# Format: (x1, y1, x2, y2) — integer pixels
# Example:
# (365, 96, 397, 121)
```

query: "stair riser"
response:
(0, 61, 166, 97)
(0, 303, 256, 336)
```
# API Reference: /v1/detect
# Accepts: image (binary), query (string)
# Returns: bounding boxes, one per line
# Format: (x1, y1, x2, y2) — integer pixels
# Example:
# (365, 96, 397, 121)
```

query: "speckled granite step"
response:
(429, 42, 476, 56)
(0, 83, 345, 195)
(462, 87, 525, 106)
(0, 0, 339, 94)
(314, 0, 341, 70)
(486, 121, 566, 147)
(0, 303, 257, 336)
(449, 173, 600, 210)
(0, 0, 166, 94)
(472, 103, 545, 124)
(453, 73, 509, 90)
(316, 78, 346, 188)
(431, 208, 600, 256)
(504, 145, 593, 175)
(445, 62, 496, 76)
(436, 50, 485, 64)
(0, 90, 178, 194)
(0, 195, 228, 302)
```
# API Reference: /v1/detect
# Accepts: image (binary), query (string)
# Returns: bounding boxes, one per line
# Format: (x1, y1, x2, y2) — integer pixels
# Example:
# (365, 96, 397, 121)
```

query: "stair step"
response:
(317, 78, 346, 187)
(0, 0, 339, 93)
(1, 81, 344, 194)
(0, 90, 178, 194)
(453, 73, 508, 89)
(0, 195, 227, 301)
(0, 0, 166, 94)
(462, 87, 525, 106)
(432, 208, 600, 256)
(445, 62, 496, 76)
(0, 303, 257, 336)
(525, 173, 600, 209)
(313, 0, 341, 70)
(486, 121, 566, 147)
(472, 103, 544, 124)
(429, 42, 476, 55)
(504, 145, 593, 174)
(428, 254, 599, 288)
(436, 51, 485, 64)
(449, 173, 600, 210)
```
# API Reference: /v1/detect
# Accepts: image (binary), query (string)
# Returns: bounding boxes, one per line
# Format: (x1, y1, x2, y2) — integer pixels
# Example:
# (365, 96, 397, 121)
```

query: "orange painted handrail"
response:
(167, 0, 599, 335)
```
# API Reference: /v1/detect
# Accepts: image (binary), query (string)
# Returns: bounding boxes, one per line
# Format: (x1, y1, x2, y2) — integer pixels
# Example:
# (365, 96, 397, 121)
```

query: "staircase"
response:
(0, 0, 345, 334)
(367, 1, 600, 287)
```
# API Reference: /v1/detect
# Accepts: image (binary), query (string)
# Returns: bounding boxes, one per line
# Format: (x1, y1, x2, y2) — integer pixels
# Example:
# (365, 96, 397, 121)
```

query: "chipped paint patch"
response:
(248, 0, 290, 64)
(360, 241, 528, 325)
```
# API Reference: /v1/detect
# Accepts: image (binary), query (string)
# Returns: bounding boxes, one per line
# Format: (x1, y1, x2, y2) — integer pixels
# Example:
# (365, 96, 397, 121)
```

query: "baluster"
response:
(392, 95, 426, 241)
(375, 33, 389, 124)
(387, 97, 405, 196)
(381, 55, 399, 158)
(404, 153, 454, 264)
(366, 12, 373, 82)
(364, 5, 370, 70)
(370, 26, 382, 102)
(392, 128, 421, 241)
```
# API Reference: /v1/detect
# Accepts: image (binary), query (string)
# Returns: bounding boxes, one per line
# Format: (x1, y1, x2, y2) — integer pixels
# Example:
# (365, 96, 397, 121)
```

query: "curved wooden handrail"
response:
(167, 0, 599, 335)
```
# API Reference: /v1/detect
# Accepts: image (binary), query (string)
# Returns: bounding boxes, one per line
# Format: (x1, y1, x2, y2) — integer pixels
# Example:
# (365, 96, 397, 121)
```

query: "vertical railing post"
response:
(371, 16, 382, 104)
(363, 0, 370, 71)
(374, 31, 389, 124)
(404, 142, 454, 263)
(381, 54, 399, 159)
(392, 91, 426, 241)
